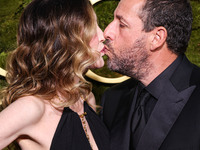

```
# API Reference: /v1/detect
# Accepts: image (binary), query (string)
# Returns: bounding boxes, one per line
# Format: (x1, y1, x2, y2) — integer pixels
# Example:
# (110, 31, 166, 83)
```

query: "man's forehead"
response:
(114, 0, 144, 16)
(113, 0, 145, 29)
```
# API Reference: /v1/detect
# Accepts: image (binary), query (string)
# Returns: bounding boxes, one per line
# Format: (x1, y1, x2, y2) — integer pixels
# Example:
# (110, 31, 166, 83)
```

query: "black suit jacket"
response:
(101, 55, 200, 150)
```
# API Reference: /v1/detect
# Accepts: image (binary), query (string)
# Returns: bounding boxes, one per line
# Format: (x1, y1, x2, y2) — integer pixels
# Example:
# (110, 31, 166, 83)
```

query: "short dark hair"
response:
(139, 0, 193, 54)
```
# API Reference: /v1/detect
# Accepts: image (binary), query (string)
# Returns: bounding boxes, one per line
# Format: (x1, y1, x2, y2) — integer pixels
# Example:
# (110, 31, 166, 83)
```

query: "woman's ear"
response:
(150, 26, 167, 51)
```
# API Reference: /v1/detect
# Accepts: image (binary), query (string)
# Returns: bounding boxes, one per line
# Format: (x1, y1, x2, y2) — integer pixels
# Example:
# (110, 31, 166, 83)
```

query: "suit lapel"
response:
(137, 81, 196, 150)
(137, 55, 196, 150)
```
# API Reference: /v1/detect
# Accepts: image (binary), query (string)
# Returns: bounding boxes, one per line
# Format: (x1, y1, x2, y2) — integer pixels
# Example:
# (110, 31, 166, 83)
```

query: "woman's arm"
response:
(0, 96, 44, 149)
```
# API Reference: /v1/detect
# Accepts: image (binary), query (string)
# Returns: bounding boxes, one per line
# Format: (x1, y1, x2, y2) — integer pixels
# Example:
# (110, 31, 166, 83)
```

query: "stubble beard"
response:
(106, 37, 152, 81)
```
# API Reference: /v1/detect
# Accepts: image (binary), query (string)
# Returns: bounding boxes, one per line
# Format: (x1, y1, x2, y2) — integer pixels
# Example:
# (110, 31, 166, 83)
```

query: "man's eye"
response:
(119, 24, 126, 28)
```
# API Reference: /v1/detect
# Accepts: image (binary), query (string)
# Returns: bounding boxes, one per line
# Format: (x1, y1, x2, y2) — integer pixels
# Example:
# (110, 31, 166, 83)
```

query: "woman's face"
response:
(89, 24, 105, 69)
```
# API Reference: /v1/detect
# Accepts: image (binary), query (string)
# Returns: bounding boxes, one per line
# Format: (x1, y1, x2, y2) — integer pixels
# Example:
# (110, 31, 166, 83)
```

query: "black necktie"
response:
(131, 87, 151, 150)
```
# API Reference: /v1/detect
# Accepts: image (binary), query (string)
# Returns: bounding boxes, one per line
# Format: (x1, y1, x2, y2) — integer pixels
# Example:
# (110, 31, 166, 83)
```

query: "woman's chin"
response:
(90, 59, 105, 69)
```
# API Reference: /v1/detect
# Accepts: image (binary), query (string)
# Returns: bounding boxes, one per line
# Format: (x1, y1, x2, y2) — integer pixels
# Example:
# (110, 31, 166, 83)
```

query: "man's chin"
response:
(107, 61, 124, 74)
(107, 60, 116, 71)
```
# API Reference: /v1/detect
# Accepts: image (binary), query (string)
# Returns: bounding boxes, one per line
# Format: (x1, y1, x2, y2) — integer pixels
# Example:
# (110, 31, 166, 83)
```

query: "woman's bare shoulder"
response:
(1, 96, 46, 127)
(11, 96, 45, 120)
(0, 96, 46, 148)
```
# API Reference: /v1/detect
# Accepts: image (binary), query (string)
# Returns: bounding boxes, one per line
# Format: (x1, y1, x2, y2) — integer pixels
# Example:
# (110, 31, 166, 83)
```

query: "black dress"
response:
(50, 102, 110, 150)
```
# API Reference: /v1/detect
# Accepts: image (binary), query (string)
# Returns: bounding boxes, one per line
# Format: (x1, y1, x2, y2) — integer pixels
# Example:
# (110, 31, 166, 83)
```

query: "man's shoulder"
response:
(101, 78, 138, 128)
(190, 63, 200, 85)
(192, 63, 200, 75)
(101, 78, 137, 109)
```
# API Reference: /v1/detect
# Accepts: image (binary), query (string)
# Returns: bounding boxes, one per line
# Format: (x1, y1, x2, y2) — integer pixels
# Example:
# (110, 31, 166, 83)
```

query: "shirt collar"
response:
(145, 54, 183, 99)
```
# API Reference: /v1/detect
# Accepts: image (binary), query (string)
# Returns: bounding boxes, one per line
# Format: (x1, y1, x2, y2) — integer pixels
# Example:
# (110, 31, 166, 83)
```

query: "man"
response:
(101, 0, 200, 149)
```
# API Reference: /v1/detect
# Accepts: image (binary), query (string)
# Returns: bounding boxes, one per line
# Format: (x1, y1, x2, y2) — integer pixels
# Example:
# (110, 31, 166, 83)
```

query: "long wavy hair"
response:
(2, 0, 98, 108)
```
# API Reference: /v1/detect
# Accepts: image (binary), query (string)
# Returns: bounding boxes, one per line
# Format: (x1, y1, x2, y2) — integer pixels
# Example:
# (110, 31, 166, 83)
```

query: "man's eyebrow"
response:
(116, 15, 128, 24)
(116, 15, 123, 20)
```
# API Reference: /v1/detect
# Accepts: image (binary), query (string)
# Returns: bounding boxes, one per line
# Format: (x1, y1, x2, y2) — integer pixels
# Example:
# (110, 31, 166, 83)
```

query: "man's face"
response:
(104, 0, 151, 79)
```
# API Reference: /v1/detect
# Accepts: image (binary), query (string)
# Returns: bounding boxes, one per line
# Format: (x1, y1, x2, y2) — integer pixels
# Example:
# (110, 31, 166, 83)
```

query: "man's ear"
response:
(150, 27, 167, 51)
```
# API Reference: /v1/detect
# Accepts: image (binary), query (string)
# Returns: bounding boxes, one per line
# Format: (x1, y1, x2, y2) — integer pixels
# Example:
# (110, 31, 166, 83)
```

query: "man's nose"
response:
(104, 21, 115, 41)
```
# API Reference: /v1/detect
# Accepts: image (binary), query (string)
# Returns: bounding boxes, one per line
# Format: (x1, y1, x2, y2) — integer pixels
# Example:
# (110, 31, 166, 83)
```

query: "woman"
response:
(0, 0, 109, 149)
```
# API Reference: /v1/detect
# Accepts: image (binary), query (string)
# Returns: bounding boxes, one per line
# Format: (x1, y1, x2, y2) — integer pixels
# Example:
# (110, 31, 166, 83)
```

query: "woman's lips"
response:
(100, 46, 106, 55)
(101, 45, 109, 53)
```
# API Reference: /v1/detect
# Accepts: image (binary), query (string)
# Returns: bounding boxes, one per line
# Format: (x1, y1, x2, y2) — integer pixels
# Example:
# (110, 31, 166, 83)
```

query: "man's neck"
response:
(140, 50, 178, 86)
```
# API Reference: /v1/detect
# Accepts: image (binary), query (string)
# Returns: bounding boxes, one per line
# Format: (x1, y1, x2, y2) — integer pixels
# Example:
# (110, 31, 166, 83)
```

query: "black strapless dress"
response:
(50, 102, 110, 150)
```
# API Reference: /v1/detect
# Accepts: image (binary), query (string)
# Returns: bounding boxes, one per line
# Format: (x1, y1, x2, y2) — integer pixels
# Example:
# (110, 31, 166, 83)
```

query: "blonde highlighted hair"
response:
(3, 0, 98, 108)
